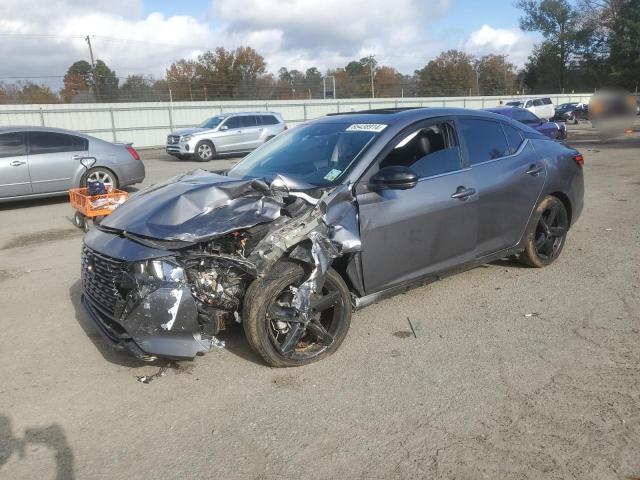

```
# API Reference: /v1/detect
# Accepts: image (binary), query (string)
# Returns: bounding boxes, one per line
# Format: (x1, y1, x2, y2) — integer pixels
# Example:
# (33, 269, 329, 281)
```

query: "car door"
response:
(0, 132, 31, 198)
(356, 119, 478, 294)
(27, 131, 89, 194)
(458, 118, 547, 257)
(215, 116, 244, 152)
(241, 115, 263, 149)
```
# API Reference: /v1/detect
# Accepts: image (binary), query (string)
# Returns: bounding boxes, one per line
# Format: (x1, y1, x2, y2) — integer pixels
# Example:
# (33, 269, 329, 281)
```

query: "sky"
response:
(0, 0, 539, 87)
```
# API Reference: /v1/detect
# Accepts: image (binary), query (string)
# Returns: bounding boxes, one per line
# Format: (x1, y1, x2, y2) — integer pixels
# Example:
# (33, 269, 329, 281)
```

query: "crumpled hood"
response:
(170, 127, 210, 136)
(100, 170, 284, 242)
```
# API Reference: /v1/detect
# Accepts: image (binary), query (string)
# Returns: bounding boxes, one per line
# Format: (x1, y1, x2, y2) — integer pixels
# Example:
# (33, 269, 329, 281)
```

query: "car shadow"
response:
(487, 256, 530, 269)
(0, 194, 68, 211)
(217, 323, 265, 366)
(0, 414, 75, 480)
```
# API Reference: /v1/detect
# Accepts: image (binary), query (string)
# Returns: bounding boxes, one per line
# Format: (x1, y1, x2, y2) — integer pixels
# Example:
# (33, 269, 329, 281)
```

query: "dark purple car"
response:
(486, 107, 567, 140)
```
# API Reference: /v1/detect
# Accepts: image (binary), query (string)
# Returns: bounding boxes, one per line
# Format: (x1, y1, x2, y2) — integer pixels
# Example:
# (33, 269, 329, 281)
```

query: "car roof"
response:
(220, 111, 282, 117)
(0, 125, 92, 137)
(311, 107, 506, 126)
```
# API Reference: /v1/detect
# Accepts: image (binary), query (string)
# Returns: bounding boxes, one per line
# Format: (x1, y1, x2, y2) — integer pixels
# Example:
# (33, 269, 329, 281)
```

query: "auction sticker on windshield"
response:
(346, 124, 387, 132)
(324, 168, 342, 181)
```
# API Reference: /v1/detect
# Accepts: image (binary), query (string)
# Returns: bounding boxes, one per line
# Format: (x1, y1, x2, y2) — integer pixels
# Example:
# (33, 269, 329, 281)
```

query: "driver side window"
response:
(379, 122, 462, 178)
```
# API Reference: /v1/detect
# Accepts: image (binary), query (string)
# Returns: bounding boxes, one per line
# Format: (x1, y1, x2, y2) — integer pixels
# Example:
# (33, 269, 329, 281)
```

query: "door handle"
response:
(525, 164, 544, 176)
(10, 160, 26, 167)
(72, 154, 83, 160)
(451, 186, 476, 200)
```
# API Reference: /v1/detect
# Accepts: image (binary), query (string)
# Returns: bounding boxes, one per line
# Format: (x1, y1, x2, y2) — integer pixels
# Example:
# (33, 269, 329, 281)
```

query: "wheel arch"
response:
(548, 191, 573, 226)
(79, 165, 119, 188)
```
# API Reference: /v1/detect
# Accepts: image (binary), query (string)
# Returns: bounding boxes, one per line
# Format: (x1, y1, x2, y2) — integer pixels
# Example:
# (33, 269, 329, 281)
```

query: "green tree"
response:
(516, 0, 582, 90)
(608, 0, 640, 90)
(475, 55, 518, 95)
(120, 75, 156, 102)
(92, 60, 119, 102)
(416, 50, 475, 96)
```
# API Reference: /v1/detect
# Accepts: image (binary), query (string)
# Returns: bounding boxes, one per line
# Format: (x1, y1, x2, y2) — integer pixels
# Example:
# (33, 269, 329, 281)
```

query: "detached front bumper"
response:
(80, 233, 220, 360)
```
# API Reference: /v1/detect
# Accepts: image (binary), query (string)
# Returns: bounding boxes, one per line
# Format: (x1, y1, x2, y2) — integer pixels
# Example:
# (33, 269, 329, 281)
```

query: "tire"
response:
(83, 167, 119, 190)
(243, 259, 352, 367)
(519, 196, 569, 268)
(194, 140, 215, 162)
(73, 211, 86, 230)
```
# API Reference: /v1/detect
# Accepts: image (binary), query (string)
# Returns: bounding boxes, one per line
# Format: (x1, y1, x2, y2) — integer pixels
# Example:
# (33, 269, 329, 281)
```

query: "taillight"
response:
(573, 153, 584, 167)
(127, 146, 141, 160)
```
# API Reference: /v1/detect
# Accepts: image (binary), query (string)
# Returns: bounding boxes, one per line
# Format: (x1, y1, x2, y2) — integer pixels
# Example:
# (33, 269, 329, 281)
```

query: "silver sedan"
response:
(0, 126, 145, 202)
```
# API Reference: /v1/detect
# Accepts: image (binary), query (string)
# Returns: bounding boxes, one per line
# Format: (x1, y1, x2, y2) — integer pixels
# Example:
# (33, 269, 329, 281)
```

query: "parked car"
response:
(0, 126, 144, 202)
(166, 112, 287, 161)
(82, 107, 584, 367)
(486, 107, 567, 140)
(504, 97, 555, 120)
(552, 102, 589, 124)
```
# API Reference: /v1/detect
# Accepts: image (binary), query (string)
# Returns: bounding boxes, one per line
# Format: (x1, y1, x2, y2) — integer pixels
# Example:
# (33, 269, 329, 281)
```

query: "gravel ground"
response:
(0, 124, 639, 479)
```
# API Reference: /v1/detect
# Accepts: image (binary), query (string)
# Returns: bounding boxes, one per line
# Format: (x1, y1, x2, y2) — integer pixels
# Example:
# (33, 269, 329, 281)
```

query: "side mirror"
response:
(369, 166, 418, 191)
(220, 125, 229, 131)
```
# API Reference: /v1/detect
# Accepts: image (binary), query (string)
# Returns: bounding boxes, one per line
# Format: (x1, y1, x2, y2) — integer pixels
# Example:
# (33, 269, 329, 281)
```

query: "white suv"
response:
(505, 97, 555, 120)
(166, 112, 287, 161)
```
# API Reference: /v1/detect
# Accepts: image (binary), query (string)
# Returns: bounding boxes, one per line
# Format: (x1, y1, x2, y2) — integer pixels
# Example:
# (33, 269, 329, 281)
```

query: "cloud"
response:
(0, 0, 536, 91)
(464, 24, 536, 67)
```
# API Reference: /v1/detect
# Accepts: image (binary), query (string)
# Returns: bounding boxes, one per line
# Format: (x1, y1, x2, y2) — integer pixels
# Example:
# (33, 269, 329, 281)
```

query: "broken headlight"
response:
(133, 260, 185, 282)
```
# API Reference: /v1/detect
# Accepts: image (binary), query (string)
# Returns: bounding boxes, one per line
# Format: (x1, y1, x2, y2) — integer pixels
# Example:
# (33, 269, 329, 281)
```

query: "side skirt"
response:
(352, 246, 523, 310)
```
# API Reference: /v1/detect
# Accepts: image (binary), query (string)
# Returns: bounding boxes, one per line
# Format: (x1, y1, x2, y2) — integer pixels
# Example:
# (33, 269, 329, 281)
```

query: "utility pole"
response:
(85, 35, 99, 101)
(85, 35, 95, 66)
(369, 55, 375, 99)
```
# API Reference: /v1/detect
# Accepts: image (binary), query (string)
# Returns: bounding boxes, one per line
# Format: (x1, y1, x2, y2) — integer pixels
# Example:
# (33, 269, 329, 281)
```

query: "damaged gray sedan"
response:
(81, 108, 584, 367)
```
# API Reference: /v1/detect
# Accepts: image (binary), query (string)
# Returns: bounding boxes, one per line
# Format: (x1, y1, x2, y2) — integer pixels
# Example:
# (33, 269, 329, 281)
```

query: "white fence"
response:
(0, 94, 593, 148)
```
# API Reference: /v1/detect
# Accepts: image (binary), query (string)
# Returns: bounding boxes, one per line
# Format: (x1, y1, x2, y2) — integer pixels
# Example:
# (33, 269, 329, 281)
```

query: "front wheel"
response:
(194, 140, 215, 162)
(243, 259, 352, 367)
(519, 196, 569, 268)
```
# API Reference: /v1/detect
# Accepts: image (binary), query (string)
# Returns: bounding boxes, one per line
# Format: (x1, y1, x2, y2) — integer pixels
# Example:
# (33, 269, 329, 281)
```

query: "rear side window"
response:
(241, 116, 257, 127)
(0, 132, 27, 158)
(512, 109, 540, 124)
(502, 123, 524, 155)
(260, 115, 280, 125)
(29, 131, 88, 155)
(458, 118, 509, 164)
(223, 116, 243, 129)
(533, 99, 544, 106)
(541, 98, 552, 105)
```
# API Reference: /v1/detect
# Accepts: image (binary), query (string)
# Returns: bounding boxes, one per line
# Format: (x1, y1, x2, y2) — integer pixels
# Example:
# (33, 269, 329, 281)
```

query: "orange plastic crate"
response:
(68, 187, 128, 218)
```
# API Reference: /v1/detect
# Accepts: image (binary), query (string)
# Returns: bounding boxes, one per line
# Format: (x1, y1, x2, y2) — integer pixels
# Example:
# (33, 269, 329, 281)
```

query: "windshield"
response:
(557, 103, 577, 110)
(200, 116, 224, 129)
(505, 101, 523, 107)
(228, 122, 384, 187)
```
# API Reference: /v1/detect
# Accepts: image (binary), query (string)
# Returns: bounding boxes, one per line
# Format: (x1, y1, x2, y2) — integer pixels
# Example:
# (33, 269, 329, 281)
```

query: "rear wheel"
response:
(194, 140, 215, 162)
(520, 196, 569, 268)
(83, 167, 118, 190)
(243, 259, 352, 367)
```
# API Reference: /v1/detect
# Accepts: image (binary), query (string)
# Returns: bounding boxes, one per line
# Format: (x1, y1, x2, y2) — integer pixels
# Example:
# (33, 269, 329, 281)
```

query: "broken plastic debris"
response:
(604, 228, 613, 231)
(523, 313, 540, 318)
(136, 366, 168, 384)
(210, 336, 225, 349)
